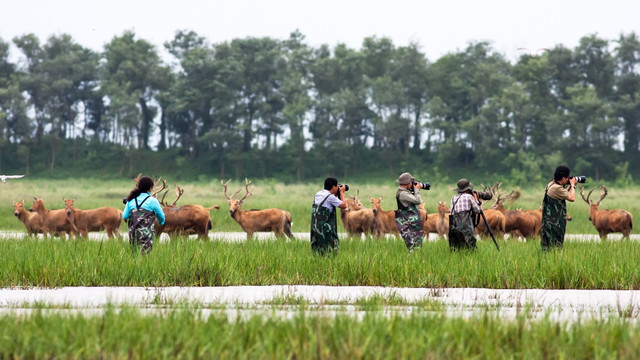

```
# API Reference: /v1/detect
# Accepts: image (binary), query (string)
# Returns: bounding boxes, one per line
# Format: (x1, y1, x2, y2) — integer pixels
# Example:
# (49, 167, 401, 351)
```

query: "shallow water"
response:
(0, 231, 637, 242)
(1, 285, 639, 321)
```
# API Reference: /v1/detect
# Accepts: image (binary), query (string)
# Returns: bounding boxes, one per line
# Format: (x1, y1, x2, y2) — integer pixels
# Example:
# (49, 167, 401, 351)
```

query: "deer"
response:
(579, 185, 633, 240)
(370, 196, 399, 239)
(340, 190, 375, 238)
(155, 184, 219, 240)
(63, 198, 123, 239)
(13, 200, 44, 237)
(487, 183, 538, 239)
(222, 179, 294, 240)
(29, 198, 76, 238)
(423, 201, 449, 239)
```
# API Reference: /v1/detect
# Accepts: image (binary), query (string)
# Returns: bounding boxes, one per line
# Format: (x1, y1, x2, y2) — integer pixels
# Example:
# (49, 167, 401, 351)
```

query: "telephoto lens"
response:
(413, 181, 430, 190)
(572, 176, 587, 183)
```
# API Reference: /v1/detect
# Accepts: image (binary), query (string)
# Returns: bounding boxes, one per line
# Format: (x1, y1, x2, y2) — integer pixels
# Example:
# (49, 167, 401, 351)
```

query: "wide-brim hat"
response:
(396, 172, 415, 185)
(455, 178, 474, 193)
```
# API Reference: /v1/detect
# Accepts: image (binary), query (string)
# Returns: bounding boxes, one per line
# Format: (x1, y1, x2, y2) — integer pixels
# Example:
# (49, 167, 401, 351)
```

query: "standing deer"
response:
(222, 179, 294, 240)
(155, 185, 219, 240)
(29, 198, 76, 238)
(423, 201, 449, 239)
(340, 190, 375, 238)
(579, 185, 633, 240)
(487, 183, 538, 239)
(63, 198, 123, 239)
(370, 196, 399, 239)
(13, 200, 44, 236)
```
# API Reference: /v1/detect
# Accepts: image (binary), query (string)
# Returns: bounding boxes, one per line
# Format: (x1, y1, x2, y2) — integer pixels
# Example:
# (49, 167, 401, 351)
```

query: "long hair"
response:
(126, 176, 154, 202)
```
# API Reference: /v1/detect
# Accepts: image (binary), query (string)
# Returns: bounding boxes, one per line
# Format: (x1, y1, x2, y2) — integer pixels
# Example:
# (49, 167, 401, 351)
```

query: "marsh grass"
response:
(1, 306, 640, 359)
(2, 179, 640, 235)
(2, 237, 640, 289)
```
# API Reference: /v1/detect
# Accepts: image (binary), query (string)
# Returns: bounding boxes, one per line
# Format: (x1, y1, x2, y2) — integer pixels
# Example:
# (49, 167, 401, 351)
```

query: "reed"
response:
(0, 305, 639, 359)
(2, 237, 640, 289)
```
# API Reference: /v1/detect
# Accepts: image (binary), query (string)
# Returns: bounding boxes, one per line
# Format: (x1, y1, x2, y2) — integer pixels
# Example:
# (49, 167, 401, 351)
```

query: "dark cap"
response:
(455, 178, 474, 193)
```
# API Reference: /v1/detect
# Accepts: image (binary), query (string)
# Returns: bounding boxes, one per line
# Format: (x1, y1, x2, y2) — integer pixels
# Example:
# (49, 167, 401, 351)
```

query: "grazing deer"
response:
(155, 184, 219, 240)
(222, 179, 294, 240)
(63, 198, 123, 239)
(29, 198, 76, 238)
(13, 200, 44, 236)
(340, 190, 375, 238)
(370, 196, 399, 239)
(579, 185, 633, 240)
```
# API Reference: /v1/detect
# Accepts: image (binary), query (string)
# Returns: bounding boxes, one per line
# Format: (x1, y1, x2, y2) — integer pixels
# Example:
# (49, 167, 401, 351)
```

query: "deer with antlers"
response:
(221, 179, 293, 240)
(579, 185, 633, 240)
(486, 183, 538, 239)
(155, 184, 219, 240)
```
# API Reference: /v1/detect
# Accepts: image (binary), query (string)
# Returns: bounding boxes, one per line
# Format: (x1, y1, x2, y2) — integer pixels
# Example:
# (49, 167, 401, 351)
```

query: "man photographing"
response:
(395, 172, 425, 252)
(310, 177, 347, 255)
(541, 166, 577, 250)
(449, 179, 492, 250)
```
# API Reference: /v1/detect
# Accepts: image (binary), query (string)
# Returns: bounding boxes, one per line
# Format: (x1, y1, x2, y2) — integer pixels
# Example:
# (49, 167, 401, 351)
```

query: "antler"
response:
(492, 182, 520, 205)
(579, 185, 597, 205)
(237, 178, 253, 203)
(596, 185, 608, 206)
(170, 185, 184, 207)
(151, 178, 167, 198)
(221, 179, 241, 201)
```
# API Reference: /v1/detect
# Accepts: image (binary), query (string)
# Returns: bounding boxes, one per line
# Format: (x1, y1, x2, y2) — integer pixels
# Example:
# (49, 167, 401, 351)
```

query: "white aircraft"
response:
(0, 175, 24, 183)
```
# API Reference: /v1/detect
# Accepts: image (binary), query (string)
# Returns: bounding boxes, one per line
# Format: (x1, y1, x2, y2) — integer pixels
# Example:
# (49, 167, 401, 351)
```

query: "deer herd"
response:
(9, 179, 635, 242)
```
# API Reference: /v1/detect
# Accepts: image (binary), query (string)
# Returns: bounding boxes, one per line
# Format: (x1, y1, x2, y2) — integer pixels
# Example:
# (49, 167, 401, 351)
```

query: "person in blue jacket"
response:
(123, 176, 165, 254)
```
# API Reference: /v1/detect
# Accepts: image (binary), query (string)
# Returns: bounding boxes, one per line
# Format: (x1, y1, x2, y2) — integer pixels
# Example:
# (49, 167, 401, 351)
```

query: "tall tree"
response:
(103, 31, 164, 150)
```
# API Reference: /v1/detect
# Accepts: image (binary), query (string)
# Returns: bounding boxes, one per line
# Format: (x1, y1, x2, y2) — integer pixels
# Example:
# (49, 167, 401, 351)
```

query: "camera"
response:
(473, 190, 493, 201)
(339, 184, 350, 191)
(412, 181, 431, 190)
(571, 176, 587, 184)
(122, 198, 127, 204)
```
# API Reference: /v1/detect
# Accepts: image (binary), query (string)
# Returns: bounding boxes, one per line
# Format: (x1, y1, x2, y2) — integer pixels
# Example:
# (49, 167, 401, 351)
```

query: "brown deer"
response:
(155, 185, 219, 240)
(29, 198, 76, 238)
(423, 201, 449, 238)
(487, 183, 538, 239)
(370, 196, 399, 239)
(340, 190, 375, 238)
(222, 179, 293, 240)
(63, 198, 123, 239)
(579, 185, 633, 239)
(13, 200, 44, 236)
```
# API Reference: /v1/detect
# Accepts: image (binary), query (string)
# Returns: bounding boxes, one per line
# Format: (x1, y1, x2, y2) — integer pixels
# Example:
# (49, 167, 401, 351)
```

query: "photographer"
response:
(395, 172, 425, 252)
(449, 179, 492, 250)
(541, 166, 577, 250)
(311, 177, 347, 255)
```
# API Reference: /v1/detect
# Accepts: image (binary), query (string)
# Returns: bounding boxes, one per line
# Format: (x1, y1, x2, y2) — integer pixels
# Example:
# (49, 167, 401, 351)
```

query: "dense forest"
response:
(0, 30, 639, 183)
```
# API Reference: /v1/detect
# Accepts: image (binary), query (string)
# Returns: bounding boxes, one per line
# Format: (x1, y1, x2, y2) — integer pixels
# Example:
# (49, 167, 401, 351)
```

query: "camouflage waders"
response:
(395, 191, 423, 251)
(128, 196, 156, 254)
(541, 186, 567, 250)
(448, 196, 477, 250)
(310, 194, 338, 255)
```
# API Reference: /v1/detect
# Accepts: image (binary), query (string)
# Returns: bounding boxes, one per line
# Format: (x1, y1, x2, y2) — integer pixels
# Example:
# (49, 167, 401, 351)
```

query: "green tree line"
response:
(0, 30, 639, 182)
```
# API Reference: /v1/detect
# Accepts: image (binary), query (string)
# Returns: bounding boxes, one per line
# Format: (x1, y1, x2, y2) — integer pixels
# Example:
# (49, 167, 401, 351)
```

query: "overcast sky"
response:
(1, 0, 639, 63)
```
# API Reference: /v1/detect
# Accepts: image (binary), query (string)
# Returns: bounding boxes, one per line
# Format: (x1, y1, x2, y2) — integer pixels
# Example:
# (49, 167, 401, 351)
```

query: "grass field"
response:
(2, 237, 640, 289)
(2, 178, 639, 235)
(2, 305, 639, 359)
